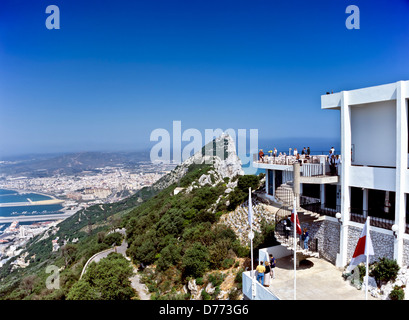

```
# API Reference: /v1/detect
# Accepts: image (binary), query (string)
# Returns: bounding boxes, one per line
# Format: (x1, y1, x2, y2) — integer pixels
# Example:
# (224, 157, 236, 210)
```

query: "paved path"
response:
(80, 228, 151, 300)
(266, 255, 379, 300)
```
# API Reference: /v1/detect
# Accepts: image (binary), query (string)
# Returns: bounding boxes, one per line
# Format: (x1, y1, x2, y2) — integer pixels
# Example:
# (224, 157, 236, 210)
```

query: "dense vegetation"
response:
(122, 164, 270, 299)
(0, 159, 276, 300)
(67, 253, 135, 300)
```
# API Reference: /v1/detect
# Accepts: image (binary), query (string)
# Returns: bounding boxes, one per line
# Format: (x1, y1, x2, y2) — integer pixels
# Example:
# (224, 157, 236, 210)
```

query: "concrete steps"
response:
(275, 233, 320, 260)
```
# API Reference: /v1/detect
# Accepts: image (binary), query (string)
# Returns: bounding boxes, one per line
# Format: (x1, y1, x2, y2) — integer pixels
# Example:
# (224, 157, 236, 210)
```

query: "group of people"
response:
(258, 148, 278, 161)
(258, 147, 311, 162)
(328, 146, 340, 176)
(255, 254, 277, 287)
(296, 147, 311, 157)
(283, 216, 310, 250)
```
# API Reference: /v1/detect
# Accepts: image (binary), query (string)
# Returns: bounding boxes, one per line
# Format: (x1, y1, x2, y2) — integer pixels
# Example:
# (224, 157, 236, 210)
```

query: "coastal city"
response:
(0, 161, 177, 210)
(0, 160, 177, 268)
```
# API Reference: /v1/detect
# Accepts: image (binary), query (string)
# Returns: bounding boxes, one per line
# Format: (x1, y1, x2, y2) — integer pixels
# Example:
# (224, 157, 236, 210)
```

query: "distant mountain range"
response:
(0, 151, 151, 177)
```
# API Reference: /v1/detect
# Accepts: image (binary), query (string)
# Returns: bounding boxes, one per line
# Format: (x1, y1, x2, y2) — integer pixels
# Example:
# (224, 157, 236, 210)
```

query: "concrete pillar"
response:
(394, 80, 407, 266)
(337, 90, 351, 268)
(363, 188, 368, 218)
(320, 184, 325, 209)
(265, 169, 269, 195)
(293, 162, 300, 208)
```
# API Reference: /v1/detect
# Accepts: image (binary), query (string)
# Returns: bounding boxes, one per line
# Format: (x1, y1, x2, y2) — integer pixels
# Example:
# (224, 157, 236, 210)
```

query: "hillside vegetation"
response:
(0, 137, 278, 300)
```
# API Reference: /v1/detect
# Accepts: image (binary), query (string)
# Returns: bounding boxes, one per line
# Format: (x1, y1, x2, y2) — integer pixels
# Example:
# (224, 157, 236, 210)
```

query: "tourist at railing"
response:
(263, 261, 271, 287)
(259, 149, 264, 162)
(302, 228, 309, 250)
(335, 155, 341, 175)
(256, 262, 266, 284)
(283, 216, 291, 238)
(269, 254, 276, 280)
(329, 154, 336, 175)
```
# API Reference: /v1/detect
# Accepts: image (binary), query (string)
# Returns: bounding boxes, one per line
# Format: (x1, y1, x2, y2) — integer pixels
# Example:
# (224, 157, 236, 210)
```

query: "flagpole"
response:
(249, 187, 255, 300)
(293, 197, 297, 300)
(365, 216, 370, 300)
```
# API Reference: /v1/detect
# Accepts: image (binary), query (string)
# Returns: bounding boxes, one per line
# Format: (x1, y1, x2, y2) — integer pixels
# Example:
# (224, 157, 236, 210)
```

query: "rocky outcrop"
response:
(154, 133, 244, 193)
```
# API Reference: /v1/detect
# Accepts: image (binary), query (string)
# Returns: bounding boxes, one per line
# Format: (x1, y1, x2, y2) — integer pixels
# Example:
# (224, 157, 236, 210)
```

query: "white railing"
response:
(242, 271, 280, 300)
(301, 163, 324, 177)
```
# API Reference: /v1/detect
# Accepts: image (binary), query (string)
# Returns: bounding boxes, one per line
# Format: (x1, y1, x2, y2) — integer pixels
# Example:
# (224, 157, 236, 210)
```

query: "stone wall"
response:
(299, 219, 340, 264)
(403, 239, 409, 266)
(347, 225, 394, 265)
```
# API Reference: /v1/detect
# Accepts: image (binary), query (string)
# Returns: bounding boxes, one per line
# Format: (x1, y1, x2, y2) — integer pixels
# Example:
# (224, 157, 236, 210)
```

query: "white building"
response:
(254, 80, 409, 268)
(322, 80, 409, 267)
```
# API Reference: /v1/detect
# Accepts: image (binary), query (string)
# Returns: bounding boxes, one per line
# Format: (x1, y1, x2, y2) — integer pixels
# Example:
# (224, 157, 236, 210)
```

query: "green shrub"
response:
(389, 285, 405, 300)
(208, 272, 225, 287)
(228, 288, 240, 300)
(182, 243, 210, 278)
(221, 258, 235, 269)
(103, 232, 123, 246)
(371, 258, 400, 285)
(201, 289, 211, 300)
(196, 277, 204, 286)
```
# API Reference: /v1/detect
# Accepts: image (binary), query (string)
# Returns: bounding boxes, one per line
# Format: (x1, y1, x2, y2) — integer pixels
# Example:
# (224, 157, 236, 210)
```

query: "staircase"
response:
(275, 182, 294, 205)
(275, 229, 319, 259)
(274, 180, 321, 263)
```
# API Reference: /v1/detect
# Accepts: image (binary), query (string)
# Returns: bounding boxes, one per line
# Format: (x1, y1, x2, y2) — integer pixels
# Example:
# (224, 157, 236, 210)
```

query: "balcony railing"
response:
(349, 210, 395, 231)
(300, 201, 340, 219)
(299, 203, 409, 233)
(254, 154, 339, 177)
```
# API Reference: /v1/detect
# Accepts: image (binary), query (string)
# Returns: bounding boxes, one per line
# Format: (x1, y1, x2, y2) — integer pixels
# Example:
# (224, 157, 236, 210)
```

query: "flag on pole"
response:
(291, 206, 302, 235)
(248, 188, 253, 226)
(347, 217, 374, 273)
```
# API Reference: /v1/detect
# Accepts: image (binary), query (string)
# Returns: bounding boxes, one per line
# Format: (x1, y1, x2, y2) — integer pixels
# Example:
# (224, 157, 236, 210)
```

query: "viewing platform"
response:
(253, 153, 339, 184)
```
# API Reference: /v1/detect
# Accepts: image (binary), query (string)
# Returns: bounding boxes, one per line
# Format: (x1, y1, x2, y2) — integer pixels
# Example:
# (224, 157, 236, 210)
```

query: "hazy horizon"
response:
(1, 0, 407, 157)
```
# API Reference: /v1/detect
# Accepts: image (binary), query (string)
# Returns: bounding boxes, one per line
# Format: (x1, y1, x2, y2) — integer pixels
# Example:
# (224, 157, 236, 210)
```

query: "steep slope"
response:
(0, 134, 272, 300)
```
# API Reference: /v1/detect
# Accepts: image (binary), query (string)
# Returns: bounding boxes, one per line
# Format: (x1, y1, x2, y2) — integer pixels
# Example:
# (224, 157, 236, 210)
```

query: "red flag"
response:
(291, 208, 302, 235)
(347, 217, 374, 273)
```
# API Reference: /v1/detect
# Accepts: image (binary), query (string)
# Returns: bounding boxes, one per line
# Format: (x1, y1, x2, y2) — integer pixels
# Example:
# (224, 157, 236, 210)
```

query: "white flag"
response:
(347, 217, 374, 273)
(248, 188, 253, 226)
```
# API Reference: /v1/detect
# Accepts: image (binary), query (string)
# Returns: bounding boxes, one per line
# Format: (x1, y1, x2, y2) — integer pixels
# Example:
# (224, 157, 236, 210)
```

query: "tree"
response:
(61, 244, 77, 267)
(182, 243, 209, 278)
(156, 240, 182, 272)
(103, 232, 123, 246)
(19, 275, 37, 296)
(237, 175, 260, 193)
(67, 253, 135, 300)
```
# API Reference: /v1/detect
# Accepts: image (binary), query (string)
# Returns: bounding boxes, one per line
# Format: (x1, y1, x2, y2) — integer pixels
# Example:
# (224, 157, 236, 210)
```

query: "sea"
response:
(0, 189, 64, 233)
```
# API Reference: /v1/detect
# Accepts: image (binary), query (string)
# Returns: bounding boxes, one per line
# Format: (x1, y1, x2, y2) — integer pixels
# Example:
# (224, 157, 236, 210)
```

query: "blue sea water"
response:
(0, 189, 63, 218)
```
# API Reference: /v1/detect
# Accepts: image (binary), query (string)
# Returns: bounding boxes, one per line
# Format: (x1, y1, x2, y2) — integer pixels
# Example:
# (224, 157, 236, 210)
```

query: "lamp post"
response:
(336, 212, 342, 224)
(392, 224, 398, 238)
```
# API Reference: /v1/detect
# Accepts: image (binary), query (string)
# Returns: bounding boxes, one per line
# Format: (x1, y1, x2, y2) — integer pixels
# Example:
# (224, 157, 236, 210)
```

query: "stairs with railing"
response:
(273, 181, 321, 261)
(274, 214, 319, 261)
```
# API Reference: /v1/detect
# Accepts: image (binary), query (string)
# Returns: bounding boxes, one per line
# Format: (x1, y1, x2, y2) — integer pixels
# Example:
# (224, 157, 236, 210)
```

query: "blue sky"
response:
(1, 0, 409, 156)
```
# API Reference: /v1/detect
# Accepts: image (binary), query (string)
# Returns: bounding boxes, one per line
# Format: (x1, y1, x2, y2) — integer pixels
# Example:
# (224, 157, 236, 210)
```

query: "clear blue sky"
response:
(1, 0, 408, 156)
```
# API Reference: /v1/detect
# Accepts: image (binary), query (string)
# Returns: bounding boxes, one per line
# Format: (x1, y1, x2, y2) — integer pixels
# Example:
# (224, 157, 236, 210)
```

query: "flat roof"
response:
(321, 80, 409, 110)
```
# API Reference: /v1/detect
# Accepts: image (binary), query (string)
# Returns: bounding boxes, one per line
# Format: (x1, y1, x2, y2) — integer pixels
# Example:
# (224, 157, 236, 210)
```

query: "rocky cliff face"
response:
(151, 133, 244, 192)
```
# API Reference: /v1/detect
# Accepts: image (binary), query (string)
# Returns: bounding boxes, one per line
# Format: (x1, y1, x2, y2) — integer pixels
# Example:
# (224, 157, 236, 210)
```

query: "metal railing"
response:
(300, 200, 340, 219)
(275, 218, 318, 253)
(349, 210, 395, 230)
(254, 154, 339, 177)
(242, 271, 280, 300)
(254, 154, 323, 165)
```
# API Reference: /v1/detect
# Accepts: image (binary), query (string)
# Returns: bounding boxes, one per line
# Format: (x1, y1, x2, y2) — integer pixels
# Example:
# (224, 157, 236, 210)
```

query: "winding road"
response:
(80, 228, 151, 300)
